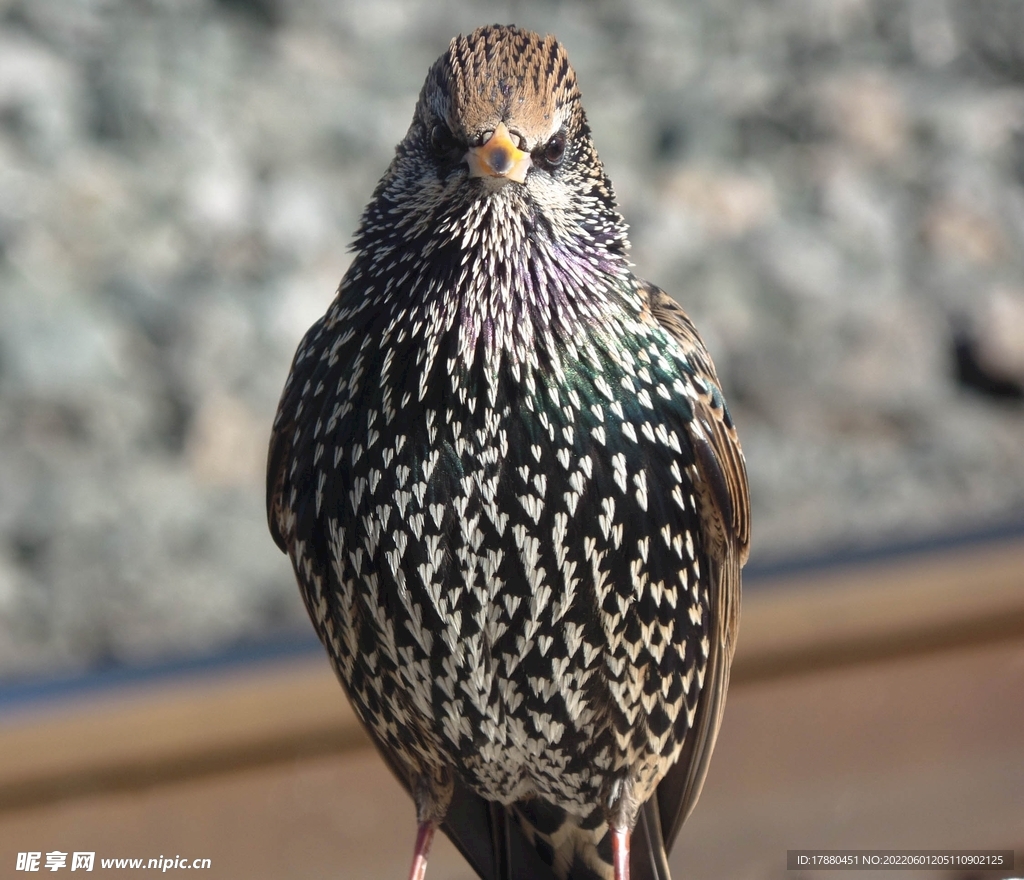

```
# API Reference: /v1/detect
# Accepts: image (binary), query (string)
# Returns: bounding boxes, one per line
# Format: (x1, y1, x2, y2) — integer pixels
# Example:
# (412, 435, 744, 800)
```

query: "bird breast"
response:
(291, 270, 713, 814)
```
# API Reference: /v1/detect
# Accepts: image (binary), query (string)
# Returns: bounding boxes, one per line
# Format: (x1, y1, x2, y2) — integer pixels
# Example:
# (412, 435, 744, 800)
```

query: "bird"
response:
(267, 23, 749, 880)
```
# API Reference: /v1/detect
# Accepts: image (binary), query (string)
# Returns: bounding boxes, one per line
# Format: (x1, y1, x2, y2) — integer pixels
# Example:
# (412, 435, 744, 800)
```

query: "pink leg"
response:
(408, 821, 436, 880)
(611, 826, 630, 880)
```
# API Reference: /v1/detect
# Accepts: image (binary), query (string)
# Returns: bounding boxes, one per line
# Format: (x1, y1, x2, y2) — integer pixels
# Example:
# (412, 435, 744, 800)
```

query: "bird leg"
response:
(611, 826, 630, 880)
(408, 820, 436, 880)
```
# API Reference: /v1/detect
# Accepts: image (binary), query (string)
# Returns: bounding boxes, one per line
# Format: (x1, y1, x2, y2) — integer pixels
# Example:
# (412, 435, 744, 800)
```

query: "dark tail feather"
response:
(632, 797, 673, 880)
(442, 780, 558, 880)
(489, 802, 512, 880)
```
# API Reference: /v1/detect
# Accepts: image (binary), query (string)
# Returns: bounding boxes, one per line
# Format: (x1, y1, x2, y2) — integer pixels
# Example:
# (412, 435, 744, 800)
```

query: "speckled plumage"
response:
(268, 24, 749, 880)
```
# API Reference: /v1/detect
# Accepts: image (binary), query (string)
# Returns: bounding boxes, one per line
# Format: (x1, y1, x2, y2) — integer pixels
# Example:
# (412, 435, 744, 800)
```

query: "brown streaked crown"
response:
(422, 24, 583, 149)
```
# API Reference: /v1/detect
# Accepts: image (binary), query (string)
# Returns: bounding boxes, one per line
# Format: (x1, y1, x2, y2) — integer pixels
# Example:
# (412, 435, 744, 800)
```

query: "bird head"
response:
(421, 25, 584, 192)
(357, 24, 629, 265)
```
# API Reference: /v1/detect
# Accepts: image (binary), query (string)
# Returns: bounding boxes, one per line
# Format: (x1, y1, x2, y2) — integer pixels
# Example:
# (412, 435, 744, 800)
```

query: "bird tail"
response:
(632, 796, 673, 880)
(510, 797, 673, 880)
(444, 782, 674, 879)
(442, 781, 558, 879)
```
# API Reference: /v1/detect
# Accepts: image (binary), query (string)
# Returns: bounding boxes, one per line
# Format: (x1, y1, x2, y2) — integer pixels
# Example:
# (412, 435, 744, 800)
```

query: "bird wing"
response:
(266, 321, 319, 555)
(645, 286, 750, 560)
(641, 284, 750, 864)
(266, 410, 294, 554)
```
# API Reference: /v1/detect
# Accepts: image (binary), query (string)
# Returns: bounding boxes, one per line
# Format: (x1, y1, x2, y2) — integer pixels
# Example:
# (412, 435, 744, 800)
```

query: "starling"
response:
(268, 24, 749, 880)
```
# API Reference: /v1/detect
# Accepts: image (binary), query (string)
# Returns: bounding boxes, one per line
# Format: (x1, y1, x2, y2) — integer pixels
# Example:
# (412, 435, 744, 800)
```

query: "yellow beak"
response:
(466, 123, 532, 184)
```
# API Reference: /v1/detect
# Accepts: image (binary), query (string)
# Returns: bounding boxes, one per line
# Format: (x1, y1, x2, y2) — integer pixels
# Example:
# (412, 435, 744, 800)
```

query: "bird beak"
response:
(466, 123, 532, 184)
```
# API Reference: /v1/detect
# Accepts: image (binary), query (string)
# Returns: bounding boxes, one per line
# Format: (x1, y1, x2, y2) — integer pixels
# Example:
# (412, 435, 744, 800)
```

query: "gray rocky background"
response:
(1, 0, 1023, 680)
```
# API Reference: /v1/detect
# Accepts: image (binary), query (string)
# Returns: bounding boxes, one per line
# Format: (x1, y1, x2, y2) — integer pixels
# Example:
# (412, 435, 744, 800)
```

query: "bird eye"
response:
(539, 132, 567, 170)
(430, 123, 459, 159)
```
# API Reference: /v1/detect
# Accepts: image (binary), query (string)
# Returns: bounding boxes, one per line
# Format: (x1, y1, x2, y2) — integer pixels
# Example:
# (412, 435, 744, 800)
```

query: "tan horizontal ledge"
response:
(0, 658, 367, 813)
(1, 535, 1022, 813)
(735, 534, 1024, 681)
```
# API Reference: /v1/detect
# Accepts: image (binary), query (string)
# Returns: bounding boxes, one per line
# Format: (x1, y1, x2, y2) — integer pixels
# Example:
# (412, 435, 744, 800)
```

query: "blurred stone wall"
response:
(1, 0, 1023, 678)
